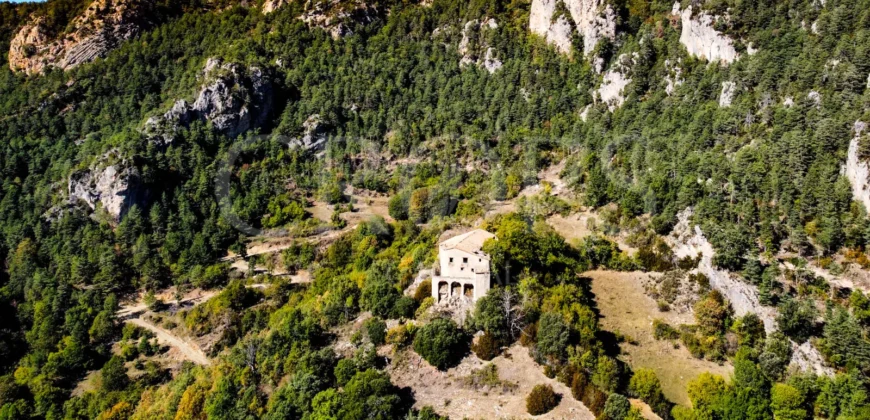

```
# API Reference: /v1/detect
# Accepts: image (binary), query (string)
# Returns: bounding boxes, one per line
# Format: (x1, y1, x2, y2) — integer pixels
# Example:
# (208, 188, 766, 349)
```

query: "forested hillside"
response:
(1, 0, 870, 419)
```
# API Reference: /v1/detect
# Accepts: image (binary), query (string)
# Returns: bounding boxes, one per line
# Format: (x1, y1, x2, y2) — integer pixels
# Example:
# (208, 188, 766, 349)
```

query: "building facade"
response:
(432, 229, 496, 303)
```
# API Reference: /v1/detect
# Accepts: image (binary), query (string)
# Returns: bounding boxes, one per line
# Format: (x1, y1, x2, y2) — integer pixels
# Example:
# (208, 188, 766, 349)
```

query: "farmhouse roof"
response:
(439, 229, 496, 255)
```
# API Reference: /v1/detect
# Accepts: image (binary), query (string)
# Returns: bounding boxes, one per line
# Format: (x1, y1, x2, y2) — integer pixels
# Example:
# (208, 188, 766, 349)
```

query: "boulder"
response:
(9, 0, 155, 75)
(145, 58, 273, 143)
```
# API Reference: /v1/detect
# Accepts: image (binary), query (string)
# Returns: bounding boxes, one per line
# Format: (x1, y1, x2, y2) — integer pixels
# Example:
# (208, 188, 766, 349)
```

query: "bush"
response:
(415, 297, 434, 319)
(602, 393, 631, 420)
(520, 323, 537, 347)
(526, 384, 559, 415)
(392, 296, 417, 319)
(364, 317, 387, 346)
(101, 356, 129, 392)
(386, 323, 417, 348)
(653, 319, 680, 340)
(413, 279, 431, 303)
(581, 385, 608, 416)
(413, 318, 467, 370)
(471, 331, 501, 361)
(388, 192, 410, 221)
(571, 371, 589, 400)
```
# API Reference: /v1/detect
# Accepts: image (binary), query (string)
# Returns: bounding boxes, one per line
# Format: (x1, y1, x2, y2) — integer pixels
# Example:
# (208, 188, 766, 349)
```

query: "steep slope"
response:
(8, 0, 154, 74)
(529, 0, 617, 59)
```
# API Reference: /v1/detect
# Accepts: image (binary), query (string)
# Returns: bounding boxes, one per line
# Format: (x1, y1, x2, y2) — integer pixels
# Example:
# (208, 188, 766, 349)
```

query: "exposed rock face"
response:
(262, 0, 290, 14)
(597, 53, 633, 111)
(664, 59, 683, 95)
(845, 121, 870, 211)
(289, 114, 328, 151)
(719, 81, 736, 107)
(9, 0, 154, 75)
(789, 341, 835, 377)
(529, 0, 617, 57)
(299, 0, 377, 38)
(668, 208, 778, 333)
(68, 151, 145, 221)
(808, 90, 821, 107)
(676, 4, 739, 64)
(669, 208, 834, 376)
(458, 18, 502, 73)
(145, 58, 273, 143)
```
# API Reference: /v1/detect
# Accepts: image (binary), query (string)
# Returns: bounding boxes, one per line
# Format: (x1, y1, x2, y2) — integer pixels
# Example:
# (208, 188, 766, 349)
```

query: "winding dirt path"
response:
(117, 290, 218, 365)
(126, 317, 211, 365)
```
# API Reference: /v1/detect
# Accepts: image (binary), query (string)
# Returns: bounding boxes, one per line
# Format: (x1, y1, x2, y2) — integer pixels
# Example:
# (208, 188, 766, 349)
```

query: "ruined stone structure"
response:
(432, 229, 495, 303)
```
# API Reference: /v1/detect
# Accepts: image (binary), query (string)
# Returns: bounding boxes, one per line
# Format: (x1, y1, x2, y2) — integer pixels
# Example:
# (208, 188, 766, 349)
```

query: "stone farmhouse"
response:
(432, 229, 496, 303)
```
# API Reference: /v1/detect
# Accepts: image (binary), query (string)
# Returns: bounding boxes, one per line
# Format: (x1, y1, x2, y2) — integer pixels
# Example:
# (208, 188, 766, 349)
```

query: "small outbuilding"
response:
(432, 229, 496, 303)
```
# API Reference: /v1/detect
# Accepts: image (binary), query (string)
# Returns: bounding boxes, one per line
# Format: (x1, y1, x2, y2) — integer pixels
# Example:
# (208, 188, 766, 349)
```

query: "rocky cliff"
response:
(458, 18, 502, 74)
(596, 53, 633, 111)
(676, 4, 739, 64)
(299, 0, 378, 38)
(668, 208, 778, 332)
(845, 121, 870, 211)
(529, 0, 617, 58)
(145, 58, 274, 143)
(68, 151, 145, 222)
(8, 0, 154, 75)
(669, 208, 833, 376)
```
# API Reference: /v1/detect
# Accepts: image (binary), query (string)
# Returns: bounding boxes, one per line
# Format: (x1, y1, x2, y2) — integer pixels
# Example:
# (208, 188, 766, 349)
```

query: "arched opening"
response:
(451, 282, 462, 297)
(438, 282, 449, 302)
(463, 284, 474, 298)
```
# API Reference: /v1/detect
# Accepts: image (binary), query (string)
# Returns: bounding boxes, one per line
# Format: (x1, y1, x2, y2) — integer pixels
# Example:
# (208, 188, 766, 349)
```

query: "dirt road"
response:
(127, 317, 211, 365)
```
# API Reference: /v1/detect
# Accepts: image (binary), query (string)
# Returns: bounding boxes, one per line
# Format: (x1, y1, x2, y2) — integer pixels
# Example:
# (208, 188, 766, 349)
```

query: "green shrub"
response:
(413, 279, 431, 303)
(526, 384, 559, 415)
(653, 319, 680, 340)
(472, 331, 501, 361)
(386, 323, 418, 348)
(392, 296, 417, 319)
(388, 192, 410, 221)
(364, 317, 387, 346)
(413, 318, 467, 370)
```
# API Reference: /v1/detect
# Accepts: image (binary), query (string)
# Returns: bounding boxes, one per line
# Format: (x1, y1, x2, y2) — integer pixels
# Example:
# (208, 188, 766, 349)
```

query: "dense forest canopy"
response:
(0, 0, 870, 419)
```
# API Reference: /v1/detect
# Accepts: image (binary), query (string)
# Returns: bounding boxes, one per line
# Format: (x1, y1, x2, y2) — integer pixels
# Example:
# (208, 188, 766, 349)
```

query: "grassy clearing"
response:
(586, 270, 732, 406)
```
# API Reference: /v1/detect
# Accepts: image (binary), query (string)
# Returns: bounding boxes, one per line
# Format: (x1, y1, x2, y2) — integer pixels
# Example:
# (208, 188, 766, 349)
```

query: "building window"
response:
(449, 257, 453, 263)
(460, 267, 464, 271)
(462, 257, 468, 263)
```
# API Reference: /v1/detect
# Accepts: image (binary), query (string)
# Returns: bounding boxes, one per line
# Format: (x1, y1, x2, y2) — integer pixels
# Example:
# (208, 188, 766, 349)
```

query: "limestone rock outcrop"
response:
(262, 0, 290, 14)
(596, 53, 633, 111)
(675, 4, 739, 64)
(299, 0, 378, 38)
(458, 18, 502, 74)
(719, 81, 736, 107)
(529, 0, 617, 57)
(845, 121, 870, 211)
(288, 114, 328, 151)
(145, 58, 273, 143)
(664, 58, 683, 95)
(668, 208, 778, 332)
(68, 151, 146, 222)
(9, 0, 154, 75)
